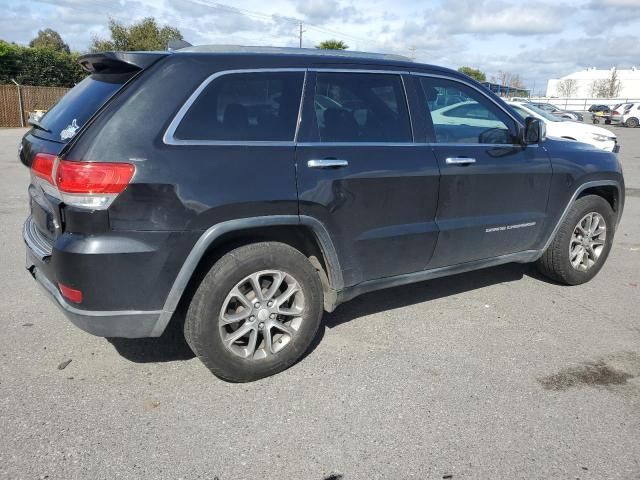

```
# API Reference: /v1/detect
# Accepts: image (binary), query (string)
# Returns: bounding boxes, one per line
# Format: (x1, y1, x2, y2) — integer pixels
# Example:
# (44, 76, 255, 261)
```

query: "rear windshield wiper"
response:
(28, 119, 51, 133)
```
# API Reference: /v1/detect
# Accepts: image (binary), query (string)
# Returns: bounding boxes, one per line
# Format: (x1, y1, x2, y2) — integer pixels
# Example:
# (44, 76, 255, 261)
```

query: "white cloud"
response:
(597, 0, 640, 6)
(295, 0, 363, 24)
(0, 0, 639, 91)
(425, 0, 570, 36)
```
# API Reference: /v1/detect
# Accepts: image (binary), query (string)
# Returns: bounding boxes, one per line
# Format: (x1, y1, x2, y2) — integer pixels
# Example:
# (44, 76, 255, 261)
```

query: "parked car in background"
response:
(621, 103, 640, 127)
(430, 101, 505, 129)
(508, 101, 618, 152)
(609, 103, 633, 124)
(611, 103, 640, 127)
(21, 46, 625, 381)
(588, 104, 611, 114)
(530, 102, 584, 122)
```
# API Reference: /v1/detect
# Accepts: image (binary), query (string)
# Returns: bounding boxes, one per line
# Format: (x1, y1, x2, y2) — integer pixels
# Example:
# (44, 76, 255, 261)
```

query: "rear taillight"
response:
(58, 282, 83, 303)
(56, 161, 134, 194)
(30, 157, 135, 210)
(612, 110, 620, 115)
(31, 153, 56, 184)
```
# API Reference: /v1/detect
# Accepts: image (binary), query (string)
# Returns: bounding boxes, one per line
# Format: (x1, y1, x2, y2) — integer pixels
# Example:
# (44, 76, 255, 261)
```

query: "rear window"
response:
(38, 73, 133, 143)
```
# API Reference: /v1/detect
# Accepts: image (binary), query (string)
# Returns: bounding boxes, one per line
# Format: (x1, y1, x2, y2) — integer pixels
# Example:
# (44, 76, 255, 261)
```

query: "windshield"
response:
(520, 103, 562, 122)
(37, 72, 133, 143)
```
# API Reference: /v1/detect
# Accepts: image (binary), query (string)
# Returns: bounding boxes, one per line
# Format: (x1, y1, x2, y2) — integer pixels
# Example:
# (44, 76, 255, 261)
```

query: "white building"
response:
(546, 67, 640, 98)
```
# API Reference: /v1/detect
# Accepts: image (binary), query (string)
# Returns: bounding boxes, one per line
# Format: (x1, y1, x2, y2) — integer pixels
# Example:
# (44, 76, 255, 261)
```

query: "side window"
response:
(314, 72, 412, 142)
(419, 77, 517, 145)
(174, 71, 304, 141)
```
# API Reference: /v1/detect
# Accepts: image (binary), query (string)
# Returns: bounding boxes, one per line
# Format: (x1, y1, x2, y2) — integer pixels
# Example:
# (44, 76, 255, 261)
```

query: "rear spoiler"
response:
(78, 51, 169, 74)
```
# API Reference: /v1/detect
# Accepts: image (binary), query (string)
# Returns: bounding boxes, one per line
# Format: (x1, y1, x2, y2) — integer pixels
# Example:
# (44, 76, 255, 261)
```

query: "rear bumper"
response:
(24, 218, 163, 338)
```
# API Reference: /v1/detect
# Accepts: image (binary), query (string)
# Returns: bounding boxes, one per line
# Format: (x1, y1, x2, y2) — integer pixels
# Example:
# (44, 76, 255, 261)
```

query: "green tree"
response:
(457, 66, 486, 82)
(0, 40, 85, 87)
(29, 28, 70, 53)
(90, 17, 183, 52)
(315, 39, 349, 50)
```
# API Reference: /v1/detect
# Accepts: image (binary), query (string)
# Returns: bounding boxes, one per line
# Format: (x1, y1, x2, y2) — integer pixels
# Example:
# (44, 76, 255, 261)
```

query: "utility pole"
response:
(298, 22, 305, 48)
(11, 79, 24, 127)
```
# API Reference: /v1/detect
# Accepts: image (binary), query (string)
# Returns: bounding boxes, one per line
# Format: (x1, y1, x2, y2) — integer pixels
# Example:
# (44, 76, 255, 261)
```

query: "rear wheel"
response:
(184, 242, 323, 382)
(626, 117, 639, 128)
(536, 195, 615, 285)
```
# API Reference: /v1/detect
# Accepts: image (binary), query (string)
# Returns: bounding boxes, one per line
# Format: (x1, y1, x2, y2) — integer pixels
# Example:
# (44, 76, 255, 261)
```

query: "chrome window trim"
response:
(311, 68, 410, 75)
(297, 142, 416, 147)
(163, 68, 307, 146)
(297, 142, 532, 148)
(162, 67, 530, 147)
(163, 67, 413, 146)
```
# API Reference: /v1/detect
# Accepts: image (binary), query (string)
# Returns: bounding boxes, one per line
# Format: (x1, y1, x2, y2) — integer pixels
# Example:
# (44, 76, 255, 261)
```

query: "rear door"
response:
(296, 69, 440, 287)
(414, 74, 552, 267)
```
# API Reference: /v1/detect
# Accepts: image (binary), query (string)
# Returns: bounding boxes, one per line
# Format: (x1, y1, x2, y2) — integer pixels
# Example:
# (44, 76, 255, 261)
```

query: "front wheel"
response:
(536, 195, 615, 285)
(184, 242, 324, 382)
(626, 117, 639, 128)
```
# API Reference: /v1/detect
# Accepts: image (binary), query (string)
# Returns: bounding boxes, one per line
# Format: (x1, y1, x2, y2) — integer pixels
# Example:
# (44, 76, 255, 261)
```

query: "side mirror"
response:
(523, 117, 546, 144)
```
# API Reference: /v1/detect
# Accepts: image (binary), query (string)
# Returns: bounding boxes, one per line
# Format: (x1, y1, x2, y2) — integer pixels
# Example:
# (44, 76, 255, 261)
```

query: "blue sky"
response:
(1, 0, 639, 93)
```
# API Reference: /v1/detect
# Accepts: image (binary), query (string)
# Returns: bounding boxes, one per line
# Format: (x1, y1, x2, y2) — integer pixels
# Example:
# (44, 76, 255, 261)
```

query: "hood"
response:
(546, 120, 616, 139)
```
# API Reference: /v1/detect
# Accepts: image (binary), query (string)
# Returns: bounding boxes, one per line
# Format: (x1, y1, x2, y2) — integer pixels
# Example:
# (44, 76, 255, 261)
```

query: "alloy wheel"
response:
(569, 212, 607, 271)
(218, 270, 305, 360)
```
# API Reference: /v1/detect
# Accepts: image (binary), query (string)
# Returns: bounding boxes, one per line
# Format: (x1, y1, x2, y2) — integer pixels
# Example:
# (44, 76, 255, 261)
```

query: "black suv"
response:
(22, 46, 624, 381)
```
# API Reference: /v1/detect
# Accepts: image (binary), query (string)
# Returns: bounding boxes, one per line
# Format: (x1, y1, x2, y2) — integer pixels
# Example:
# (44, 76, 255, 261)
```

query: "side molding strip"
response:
(151, 215, 343, 336)
(337, 250, 540, 305)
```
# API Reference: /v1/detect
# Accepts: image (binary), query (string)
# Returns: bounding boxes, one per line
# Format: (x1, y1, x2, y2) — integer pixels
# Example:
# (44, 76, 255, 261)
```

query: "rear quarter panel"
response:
(67, 54, 303, 232)
(63, 55, 305, 311)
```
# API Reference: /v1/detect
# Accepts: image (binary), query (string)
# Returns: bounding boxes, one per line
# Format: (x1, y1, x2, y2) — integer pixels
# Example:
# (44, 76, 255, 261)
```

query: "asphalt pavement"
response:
(0, 124, 638, 479)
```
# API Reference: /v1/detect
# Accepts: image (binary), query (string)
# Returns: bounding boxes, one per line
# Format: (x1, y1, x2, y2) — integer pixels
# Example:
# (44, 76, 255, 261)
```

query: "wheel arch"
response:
(576, 184, 620, 214)
(150, 215, 343, 336)
(539, 180, 622, 257)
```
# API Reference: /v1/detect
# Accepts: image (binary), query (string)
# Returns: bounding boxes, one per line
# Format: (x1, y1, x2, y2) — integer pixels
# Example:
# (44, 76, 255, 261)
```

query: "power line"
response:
(188, 0, 386, 50)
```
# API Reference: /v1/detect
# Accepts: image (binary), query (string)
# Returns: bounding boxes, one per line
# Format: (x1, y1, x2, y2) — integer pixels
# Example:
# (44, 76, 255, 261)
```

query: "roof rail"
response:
(177, 44, 413, 62)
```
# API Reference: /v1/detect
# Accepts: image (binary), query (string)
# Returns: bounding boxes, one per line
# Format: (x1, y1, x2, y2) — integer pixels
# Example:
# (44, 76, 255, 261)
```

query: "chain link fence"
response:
(0, 84, 69, 127)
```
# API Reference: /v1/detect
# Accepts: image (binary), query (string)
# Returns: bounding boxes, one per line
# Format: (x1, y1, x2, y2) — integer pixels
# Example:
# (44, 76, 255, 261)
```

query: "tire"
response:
(536, 195, 615, 285)
(184, 242, 323, 382)
(626, 117, 639, 128)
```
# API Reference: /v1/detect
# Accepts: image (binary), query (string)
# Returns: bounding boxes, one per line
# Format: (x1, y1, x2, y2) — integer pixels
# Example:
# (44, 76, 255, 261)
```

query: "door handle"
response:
(307, 159, 349, 168)
(445, 157, 476, 165)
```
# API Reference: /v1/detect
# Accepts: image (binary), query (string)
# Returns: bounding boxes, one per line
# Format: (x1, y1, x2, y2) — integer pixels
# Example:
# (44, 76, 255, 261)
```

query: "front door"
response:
(414, 75, 552, 268)
(296, 70, 440, 287)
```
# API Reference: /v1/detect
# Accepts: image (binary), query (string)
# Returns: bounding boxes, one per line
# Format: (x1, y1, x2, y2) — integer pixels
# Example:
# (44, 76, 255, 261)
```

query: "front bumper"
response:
(596, 139, 619, 153)
(24, 218, 163, 338)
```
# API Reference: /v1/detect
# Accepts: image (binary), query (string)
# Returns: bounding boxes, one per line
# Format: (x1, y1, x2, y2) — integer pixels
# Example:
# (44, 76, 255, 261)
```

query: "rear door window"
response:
(38, 72, 133, 143)
(313, 72, 412, 142)
(173, 71, 305, 142)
